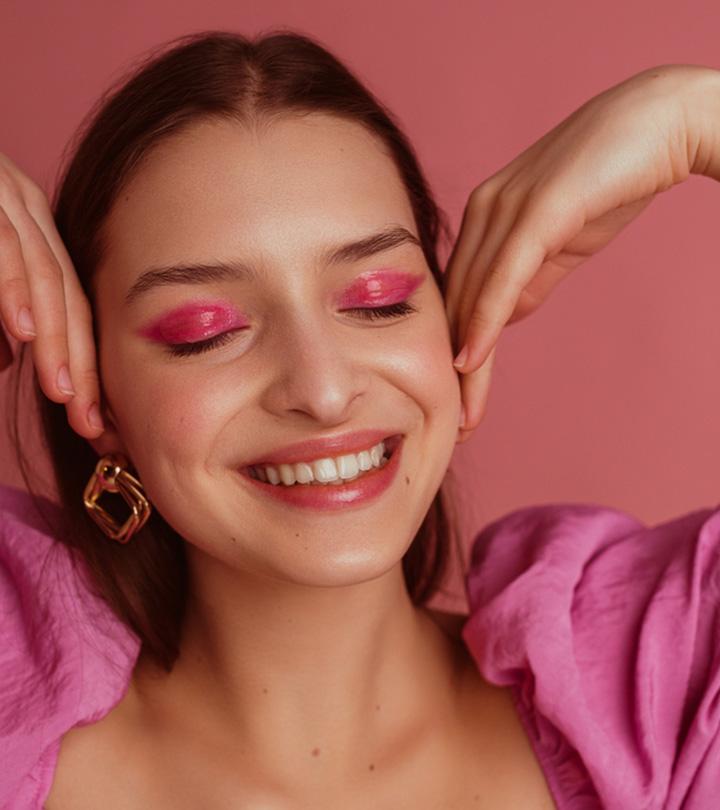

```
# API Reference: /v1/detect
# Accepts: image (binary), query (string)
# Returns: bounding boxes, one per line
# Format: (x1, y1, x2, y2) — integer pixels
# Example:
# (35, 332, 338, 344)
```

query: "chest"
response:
(44, 677, 557, 810)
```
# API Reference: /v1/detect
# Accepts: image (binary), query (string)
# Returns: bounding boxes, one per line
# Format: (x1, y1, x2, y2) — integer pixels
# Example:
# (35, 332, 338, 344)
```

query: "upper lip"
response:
(243, 429, 403, 467)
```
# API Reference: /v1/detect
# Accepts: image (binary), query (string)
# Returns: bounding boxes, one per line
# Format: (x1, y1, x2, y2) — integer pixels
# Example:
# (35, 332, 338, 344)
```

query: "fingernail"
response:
(453, 345, 468, 369)
(459, 404, 467, 429)
(57, 365, 75, 395)
(17, 307, 36, 337)
(88, 402, 103, 431)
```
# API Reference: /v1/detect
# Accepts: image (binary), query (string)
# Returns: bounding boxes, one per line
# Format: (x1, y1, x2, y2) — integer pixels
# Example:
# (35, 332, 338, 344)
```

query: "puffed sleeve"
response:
(460, 501, 720, 810)
(0, 484, 140, 810)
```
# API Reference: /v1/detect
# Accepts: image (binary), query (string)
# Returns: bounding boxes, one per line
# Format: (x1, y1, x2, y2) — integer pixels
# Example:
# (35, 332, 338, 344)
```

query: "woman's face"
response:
(91, 113, 462, 587)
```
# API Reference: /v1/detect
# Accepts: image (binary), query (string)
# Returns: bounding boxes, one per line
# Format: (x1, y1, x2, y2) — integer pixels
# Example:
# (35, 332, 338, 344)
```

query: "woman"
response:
(1, 30, 718, 809)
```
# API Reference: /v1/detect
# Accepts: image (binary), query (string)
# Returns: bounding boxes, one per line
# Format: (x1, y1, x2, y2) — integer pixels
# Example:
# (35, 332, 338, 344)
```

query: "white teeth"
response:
(336, 453, 359, 480)
(313, 458, 338, 483)
(279, 464, 295, 486)
(295, 462, 314, 484)
(251, 439, 390, 486)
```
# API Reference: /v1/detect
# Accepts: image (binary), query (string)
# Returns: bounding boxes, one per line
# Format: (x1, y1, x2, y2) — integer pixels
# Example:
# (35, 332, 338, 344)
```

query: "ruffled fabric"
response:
(3, 481, 720, 809)
(461, 501, 720, 809)
(0, 485, 141, 810)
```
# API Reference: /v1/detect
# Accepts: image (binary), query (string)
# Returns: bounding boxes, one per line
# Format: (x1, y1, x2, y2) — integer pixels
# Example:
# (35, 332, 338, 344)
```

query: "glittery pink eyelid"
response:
(336, 270, 423, 309)
(139, 302, 248, 344)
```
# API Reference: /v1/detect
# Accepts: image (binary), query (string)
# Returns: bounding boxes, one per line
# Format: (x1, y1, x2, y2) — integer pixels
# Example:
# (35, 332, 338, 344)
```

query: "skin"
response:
(92, 112, 463, 581)
(37, 113, 557, 809)
(2, 60, 719, 807)
(83, 113, 472, 795)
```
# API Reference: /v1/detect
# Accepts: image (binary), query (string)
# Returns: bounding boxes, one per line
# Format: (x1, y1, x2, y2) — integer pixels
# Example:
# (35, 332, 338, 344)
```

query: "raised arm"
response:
(443, 64, 720, 438)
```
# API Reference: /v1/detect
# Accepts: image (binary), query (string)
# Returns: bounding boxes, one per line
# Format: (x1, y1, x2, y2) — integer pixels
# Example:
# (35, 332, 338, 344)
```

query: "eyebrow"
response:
(123, 225, 423, 306)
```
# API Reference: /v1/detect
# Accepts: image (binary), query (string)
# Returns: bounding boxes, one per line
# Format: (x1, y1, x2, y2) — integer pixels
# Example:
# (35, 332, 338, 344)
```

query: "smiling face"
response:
(90, 113, 462, 587)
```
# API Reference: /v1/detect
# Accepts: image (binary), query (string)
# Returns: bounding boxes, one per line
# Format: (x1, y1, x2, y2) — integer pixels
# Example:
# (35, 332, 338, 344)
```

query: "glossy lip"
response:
(241, 429, 403, 467)
(237, 435, 404, 512)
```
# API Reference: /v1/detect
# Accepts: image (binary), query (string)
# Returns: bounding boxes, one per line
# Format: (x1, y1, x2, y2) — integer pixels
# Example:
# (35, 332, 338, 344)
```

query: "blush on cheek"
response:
(139, 302, 249, 344)
(336, 270, 424, 308)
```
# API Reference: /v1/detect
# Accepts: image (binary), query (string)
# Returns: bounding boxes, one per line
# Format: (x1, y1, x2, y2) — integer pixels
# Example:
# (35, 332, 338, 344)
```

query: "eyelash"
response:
(164, 300, 418, 358)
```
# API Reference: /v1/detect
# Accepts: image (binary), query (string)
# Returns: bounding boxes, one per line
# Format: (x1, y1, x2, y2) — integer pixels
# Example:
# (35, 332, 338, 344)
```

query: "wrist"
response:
(679, 64, 720, 181)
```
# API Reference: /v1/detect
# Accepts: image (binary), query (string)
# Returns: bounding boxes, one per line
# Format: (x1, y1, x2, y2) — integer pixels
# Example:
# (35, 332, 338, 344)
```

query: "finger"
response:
(452, 191, 527, 362)
(0, 207, 37, 343)
(443, 185, 496, 350)
(63, 300, 103, 438)
(458, 344, 497, 435)
(24, 195, 103, 437)
(8, 204, 75, 402)
(62, 292, 103, 438)
(445, 186, 493, 302)
(456, 225, 544, 373)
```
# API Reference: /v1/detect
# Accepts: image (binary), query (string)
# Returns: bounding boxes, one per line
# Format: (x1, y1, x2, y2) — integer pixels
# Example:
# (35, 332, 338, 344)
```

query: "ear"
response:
(85, 402, 132, 462)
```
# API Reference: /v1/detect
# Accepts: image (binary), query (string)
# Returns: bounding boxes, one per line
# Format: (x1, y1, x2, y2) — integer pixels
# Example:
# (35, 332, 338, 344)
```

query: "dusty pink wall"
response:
(1, 0, 719, 610)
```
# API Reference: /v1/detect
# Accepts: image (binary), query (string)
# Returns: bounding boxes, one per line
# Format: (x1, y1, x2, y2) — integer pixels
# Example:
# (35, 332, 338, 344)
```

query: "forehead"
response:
(101, 113, 415, 280)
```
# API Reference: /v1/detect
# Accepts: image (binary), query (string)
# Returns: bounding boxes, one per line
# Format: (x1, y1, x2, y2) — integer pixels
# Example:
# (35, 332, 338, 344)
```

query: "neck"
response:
(132, 544, 466, 786)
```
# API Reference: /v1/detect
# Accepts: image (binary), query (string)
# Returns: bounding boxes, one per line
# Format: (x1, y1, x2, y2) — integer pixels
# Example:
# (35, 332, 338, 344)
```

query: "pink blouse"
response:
(1, 482, 719, 809)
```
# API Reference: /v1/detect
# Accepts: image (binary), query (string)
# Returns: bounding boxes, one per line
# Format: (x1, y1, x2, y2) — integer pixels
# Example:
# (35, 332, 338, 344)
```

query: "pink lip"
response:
(239, 436, 404, 511)
(139, 301, 248, 343)
(242, 429, 403, 467)
(336, 270, 423, 308)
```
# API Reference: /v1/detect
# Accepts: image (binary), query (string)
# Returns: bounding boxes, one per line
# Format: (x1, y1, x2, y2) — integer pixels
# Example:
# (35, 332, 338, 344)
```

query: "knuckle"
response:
(467, 305, 499, 332)
(1, 274, 28, 296)
(20, 179, 49, 210)
(494, 183, 522, 216)
(468, 182, 495, 211)
(32, 252, 64, 283)
(0, 213, 21, 245)
(79, 365, 100, 385)
(481, 261, 510, 292)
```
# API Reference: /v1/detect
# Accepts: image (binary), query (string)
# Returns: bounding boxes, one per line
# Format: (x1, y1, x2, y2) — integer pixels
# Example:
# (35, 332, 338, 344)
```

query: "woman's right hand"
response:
(0, 152, 104, 438)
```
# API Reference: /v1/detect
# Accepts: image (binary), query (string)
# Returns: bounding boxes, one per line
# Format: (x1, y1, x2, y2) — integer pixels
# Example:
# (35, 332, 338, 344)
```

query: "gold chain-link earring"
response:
(83, 453, 151, 544)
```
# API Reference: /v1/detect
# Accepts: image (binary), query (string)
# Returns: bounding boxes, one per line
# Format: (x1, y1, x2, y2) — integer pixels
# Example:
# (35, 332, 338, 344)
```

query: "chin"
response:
(266, 544, 409, 589)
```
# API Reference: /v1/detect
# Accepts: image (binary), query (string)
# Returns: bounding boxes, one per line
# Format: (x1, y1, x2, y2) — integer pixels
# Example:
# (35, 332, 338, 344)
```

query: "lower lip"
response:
(238, 437, 403, 511)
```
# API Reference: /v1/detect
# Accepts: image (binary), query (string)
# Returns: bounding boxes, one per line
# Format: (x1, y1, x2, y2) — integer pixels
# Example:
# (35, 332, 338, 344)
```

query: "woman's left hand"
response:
(444, 63, 720, 441)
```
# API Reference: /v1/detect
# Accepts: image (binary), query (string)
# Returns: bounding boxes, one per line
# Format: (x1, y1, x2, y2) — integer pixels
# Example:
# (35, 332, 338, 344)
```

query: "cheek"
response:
(405, 311, 461, 413)
(376, 306, 461, 467)
(100, 341, 230, 466)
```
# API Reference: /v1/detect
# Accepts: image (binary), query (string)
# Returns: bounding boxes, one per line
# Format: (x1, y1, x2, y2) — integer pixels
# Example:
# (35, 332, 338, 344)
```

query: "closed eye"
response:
(165, 329, 241, 358)
(164, 300, 418, 357)
(345, 300, 418, 320)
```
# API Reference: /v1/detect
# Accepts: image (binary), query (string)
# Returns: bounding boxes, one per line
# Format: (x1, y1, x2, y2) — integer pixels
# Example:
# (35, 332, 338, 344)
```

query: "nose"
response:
(259, 313, 370, 426)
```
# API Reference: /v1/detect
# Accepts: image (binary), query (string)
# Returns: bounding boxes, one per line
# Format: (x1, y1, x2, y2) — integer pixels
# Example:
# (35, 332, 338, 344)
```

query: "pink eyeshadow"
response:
(139, 302, 248, 344)
(336, 270, 424, 308)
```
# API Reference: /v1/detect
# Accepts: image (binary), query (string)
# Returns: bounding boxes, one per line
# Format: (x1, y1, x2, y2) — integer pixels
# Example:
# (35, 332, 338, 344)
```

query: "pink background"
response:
(1, 0, 719, 610)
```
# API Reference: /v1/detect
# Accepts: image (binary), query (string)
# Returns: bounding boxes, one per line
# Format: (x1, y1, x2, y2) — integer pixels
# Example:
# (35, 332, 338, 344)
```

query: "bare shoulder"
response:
(44, 678, 151, 809)
(47, 612, 558, 810)
(424, 606, 558, 809)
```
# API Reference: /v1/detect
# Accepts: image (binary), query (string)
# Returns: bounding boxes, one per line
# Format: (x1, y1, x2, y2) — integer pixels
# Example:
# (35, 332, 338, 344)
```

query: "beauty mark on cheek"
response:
(138, 302, 249, 344)
(336, 270, 424, 308)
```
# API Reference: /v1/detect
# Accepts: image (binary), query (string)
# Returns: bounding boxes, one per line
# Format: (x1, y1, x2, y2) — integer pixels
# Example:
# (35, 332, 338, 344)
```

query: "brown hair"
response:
(9, 29, 464, 672)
